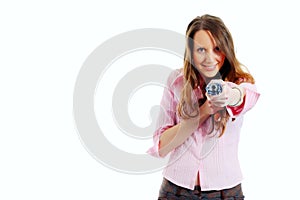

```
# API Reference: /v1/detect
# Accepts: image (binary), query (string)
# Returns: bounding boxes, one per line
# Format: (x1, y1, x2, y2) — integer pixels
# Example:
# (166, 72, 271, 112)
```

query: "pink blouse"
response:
(147, 68, 260, 191)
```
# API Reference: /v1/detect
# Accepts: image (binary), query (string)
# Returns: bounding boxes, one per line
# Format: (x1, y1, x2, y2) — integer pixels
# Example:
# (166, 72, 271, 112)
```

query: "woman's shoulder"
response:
(167, 68, 184, 87)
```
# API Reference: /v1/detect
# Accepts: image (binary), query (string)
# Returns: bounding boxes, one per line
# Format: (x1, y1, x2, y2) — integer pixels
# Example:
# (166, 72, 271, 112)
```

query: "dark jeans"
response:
(158, 178, 245, 200)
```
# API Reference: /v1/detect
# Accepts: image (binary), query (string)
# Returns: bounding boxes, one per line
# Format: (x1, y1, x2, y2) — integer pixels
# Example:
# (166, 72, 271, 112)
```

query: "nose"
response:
(204, 50, 215, 63)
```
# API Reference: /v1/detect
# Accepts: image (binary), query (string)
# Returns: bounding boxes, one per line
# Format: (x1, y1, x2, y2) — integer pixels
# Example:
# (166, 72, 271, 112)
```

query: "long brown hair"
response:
(178, 14, 255, 136)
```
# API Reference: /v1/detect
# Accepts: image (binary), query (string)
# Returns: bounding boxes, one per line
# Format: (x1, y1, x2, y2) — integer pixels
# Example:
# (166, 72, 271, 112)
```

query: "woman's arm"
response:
(158, 100, 222, 157)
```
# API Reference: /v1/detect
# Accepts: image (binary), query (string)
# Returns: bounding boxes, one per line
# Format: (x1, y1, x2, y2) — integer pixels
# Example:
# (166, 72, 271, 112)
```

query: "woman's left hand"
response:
(206, 79, 232, 107)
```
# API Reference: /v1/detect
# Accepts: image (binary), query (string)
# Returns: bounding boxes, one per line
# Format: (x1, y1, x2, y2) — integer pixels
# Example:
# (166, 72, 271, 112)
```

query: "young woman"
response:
(147, 14, 260, 199)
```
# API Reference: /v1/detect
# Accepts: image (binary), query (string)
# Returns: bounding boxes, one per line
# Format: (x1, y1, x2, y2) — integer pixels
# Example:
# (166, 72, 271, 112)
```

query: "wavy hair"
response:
(178, 14, 255, 136)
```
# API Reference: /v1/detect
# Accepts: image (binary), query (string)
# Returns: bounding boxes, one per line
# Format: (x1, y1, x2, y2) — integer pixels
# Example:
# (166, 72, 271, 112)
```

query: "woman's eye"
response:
(197, 47, 205, 53)
(215, 47, 221, 52)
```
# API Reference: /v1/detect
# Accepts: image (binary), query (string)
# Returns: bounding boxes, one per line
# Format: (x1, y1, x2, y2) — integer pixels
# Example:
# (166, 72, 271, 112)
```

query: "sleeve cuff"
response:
(226, 83, 260, 118)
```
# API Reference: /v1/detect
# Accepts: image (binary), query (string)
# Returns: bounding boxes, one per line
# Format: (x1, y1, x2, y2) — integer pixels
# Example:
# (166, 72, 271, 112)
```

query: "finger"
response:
(210, 97, 228, 102)
(211, 101, 226, 107)
(209, 79, 224, 84)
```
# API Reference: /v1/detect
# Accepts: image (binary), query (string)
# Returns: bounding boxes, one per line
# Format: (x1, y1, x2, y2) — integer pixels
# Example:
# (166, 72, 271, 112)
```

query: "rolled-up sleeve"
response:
(226, 82, 260, 117)
(146, 70, 180, 158)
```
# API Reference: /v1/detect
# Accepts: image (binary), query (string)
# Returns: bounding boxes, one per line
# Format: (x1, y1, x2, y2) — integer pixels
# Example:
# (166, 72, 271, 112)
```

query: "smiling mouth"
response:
(202, 64, 217, 71)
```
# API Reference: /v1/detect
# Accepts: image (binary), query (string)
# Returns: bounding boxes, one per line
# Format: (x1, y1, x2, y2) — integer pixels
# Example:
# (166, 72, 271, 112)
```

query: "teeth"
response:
(202, 64, 216, 69)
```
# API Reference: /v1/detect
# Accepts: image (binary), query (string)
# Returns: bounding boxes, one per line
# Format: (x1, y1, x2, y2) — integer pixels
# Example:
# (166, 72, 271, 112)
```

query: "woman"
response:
(147, 14, 260, 199)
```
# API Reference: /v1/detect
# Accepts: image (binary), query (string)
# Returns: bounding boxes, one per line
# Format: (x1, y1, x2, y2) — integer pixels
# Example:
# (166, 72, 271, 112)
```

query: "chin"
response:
(202, 71, 220, 79)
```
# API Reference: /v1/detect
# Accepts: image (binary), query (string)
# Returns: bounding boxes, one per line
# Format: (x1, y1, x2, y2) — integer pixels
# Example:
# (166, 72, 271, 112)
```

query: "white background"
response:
(1, 0, 299, 199)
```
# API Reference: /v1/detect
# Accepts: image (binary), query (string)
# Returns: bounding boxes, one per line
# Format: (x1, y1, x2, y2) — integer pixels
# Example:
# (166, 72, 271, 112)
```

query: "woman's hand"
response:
(206, 80, 244, 107)
(200, 98, 224, 115)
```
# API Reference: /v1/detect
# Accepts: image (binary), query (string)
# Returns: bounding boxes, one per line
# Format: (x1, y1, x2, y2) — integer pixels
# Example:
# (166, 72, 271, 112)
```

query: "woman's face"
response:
(192, 30, 225, 78)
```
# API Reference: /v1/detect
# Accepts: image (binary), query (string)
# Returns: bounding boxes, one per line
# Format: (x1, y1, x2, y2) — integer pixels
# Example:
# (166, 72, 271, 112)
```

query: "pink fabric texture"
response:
(147, 69, 260, 191)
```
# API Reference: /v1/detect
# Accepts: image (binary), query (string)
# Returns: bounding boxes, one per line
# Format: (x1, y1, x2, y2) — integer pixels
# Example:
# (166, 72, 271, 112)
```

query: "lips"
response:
(202, 64, 217, 71)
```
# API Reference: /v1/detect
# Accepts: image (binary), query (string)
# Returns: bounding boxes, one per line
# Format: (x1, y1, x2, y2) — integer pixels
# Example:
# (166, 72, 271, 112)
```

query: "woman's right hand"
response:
(200, 99, 224, 116)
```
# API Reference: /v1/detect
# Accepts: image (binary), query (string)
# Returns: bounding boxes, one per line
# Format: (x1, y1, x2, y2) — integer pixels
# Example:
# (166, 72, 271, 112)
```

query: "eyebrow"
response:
(194, 44, 205, 49)
(194, 44, 219, 50)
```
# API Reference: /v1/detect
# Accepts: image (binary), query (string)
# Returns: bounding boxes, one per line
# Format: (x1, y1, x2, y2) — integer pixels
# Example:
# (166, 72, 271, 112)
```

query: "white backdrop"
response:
(1, 0, 299, 199)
